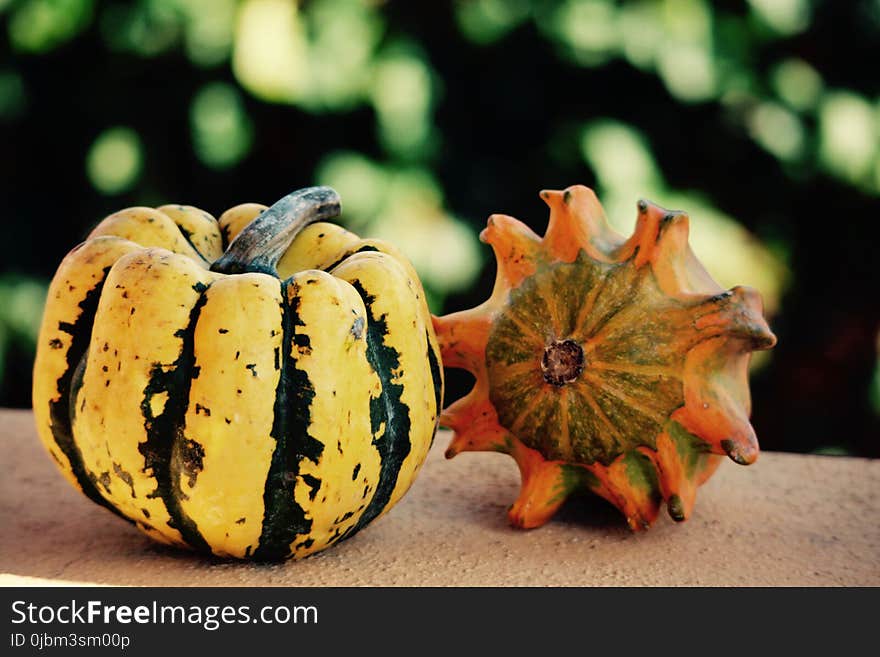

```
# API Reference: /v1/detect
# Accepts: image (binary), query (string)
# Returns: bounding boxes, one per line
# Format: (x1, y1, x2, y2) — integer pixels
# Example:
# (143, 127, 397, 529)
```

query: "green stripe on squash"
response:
(343, 280, 412, 539)
(50, 270, 133, 523)
(138, 285, 212, 553)
(253, 280, 321, 562)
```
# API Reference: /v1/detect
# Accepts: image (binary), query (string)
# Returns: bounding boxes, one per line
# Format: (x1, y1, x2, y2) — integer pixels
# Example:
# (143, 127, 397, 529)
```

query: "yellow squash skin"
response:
(32, 187, 444, 560)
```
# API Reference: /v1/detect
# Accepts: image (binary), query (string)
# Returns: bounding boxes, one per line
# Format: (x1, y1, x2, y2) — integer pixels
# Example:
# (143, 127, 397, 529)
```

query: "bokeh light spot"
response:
(748, 101, 806, 161)
(370, 48, 435, 157)
(305, 0, 383, 111)
(618, 2, 663, 69)
(543, 0, 619, 66)
(8, 0, 94, 53)
(0, 275, 49, 384)
(454, 0, 530, 45)
(0, 276, 47, 344)
(233, 0, 308, 104)
(190, 82, 254, 170)
(771, 59, 823, 112)
(657, 41, 717, 102)
(317, 151, 389, 227)
(86, 127, 144, 196)
(580, 121, 661, 190)
(819, 91, 878, 185)
(99, 2, 179, 57)
(178, 0, 237, 67)
(747, 0, 811, 35)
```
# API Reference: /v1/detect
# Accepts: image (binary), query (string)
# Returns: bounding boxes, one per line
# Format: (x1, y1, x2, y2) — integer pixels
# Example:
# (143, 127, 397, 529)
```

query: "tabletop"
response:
(1, 408, 877, 586)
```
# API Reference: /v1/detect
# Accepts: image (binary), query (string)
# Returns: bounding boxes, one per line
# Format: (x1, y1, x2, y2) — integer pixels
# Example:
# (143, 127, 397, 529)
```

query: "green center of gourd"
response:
(485, 253, 689, 465)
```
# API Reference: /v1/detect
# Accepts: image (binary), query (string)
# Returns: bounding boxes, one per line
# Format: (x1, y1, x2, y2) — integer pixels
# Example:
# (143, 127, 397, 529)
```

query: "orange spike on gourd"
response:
(434, 185, 776, 530)
(481, 213, 543, 295)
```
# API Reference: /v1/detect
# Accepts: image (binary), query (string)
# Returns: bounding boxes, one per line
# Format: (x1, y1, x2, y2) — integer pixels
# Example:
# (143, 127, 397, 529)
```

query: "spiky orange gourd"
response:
(434, 185, 776, 530)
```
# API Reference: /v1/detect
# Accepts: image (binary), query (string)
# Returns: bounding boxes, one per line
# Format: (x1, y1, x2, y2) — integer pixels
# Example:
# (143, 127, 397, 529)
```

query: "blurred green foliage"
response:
(0, 275, 47, 398)
(1, 0, 878, 457)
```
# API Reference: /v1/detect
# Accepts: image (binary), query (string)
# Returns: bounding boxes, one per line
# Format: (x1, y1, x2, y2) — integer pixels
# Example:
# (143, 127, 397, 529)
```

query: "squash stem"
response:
(210, 186, 341, 276)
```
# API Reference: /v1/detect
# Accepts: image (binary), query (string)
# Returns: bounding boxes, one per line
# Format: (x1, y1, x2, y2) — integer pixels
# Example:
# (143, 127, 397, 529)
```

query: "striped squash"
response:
(32, 187, 443, 560)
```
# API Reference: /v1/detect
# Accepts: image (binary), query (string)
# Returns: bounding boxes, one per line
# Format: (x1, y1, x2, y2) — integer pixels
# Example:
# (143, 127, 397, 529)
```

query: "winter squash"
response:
(433, 185, 775, 530)
(32, 186, 443, 560)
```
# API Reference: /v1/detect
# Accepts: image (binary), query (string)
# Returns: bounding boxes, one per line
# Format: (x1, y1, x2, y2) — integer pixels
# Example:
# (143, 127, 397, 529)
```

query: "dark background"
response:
(1, 0, 878, 457)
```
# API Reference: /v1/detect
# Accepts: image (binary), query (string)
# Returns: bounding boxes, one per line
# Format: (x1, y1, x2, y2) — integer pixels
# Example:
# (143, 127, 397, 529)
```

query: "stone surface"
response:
(1, 408, 877, 586)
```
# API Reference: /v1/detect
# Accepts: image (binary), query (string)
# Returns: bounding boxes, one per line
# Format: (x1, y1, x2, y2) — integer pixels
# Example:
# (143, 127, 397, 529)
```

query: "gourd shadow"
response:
(142, 542, 250, 567)
(445, 451, 632, 535)
(142, 541, 327, 568)
(552, 491, 631, 532)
